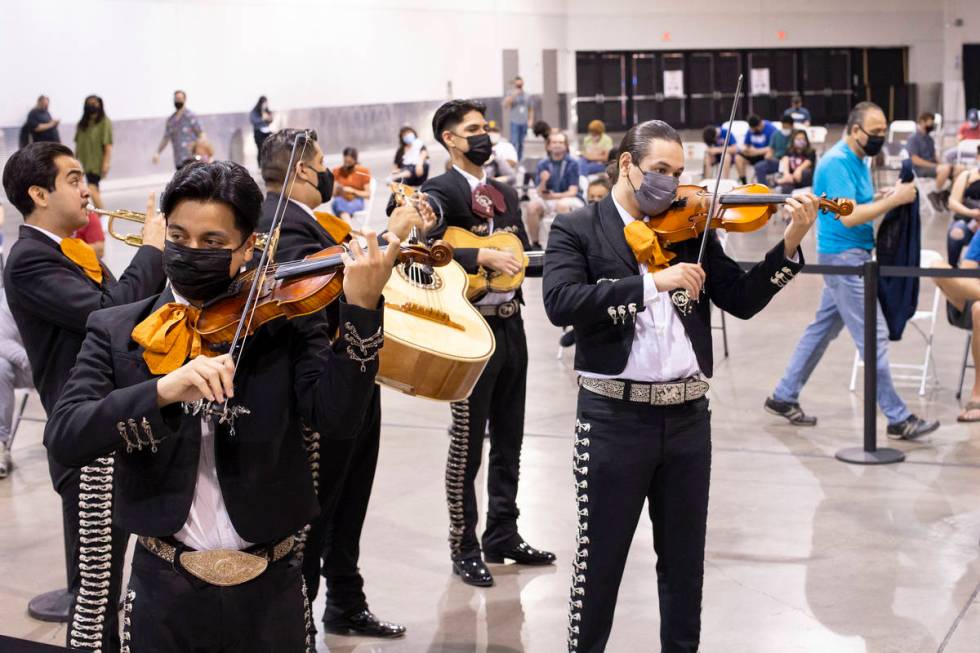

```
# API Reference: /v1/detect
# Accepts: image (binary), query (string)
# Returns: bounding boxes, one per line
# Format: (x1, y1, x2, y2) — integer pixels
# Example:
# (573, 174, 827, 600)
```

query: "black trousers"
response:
(446, 313, 527, 559)
(302, 387, 381, 618)
(55, 455, 127, 653)
(123, 544, 311, 652)
(568, 388, 711, 653)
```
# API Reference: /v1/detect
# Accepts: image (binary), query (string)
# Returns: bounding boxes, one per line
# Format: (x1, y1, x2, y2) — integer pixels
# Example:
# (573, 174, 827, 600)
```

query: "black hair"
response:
(258, 128, 319, 185)
(789, 129, 812, 153)
(791, 95, 802, 105)
(2, 142, 75, 217)
(588, 176, 611, 191)
(747, 114, 762, 128)
(917, 111, 935, 123)
(161, 161, 262, 238)
(432, 99, 488, 148)
(609, 120, 681, 182)
(532, 121, 551, 139)
(252, 95, 268, 114)
(846, 101, 882, 135)
(77, 95, 106, 131)
(702, 125, 718, 145)
(781, 114, 794, 126)
(342, 146, 358, 160)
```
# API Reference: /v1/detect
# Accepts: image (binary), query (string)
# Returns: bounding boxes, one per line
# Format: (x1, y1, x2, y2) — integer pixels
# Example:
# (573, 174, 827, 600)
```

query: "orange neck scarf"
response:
(60, 238, 103, 285)
(131, 303, 214, 375)
(623, 220, 675, 271)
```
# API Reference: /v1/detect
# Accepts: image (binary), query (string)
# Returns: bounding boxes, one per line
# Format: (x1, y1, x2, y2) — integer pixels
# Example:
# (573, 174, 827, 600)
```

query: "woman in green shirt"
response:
(74, 95, 113, 208)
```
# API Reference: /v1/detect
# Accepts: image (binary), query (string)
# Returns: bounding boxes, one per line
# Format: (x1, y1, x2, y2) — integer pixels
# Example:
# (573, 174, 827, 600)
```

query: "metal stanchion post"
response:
(836, 259, 905, 465)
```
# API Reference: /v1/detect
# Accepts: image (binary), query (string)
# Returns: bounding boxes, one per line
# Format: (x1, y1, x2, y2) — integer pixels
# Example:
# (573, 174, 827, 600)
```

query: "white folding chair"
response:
(849, 249, 943, 396)
(682, 142, 708, 182)
(350, 177, 377, 232)
(721, 120, 750, 146)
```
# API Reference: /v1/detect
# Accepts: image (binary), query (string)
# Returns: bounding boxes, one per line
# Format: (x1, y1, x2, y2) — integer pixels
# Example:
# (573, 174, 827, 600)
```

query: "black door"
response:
(963, 44, 980, 113)
(747, 50, 797, 119)
(575, 52, 628, 133)
(802, 49, 852, 123)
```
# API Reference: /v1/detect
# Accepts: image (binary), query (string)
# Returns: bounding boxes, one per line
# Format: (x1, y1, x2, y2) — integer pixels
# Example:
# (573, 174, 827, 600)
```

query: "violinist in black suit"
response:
(1, 142, 167, 650)
(45, 161, 396, 652)
(255, 129, 426, 639)
(543, 120, 819, 653)
(419, 100, 555, 587)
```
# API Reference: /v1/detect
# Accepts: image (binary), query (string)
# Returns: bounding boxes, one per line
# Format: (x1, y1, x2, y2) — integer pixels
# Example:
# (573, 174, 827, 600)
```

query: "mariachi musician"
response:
(45, 160, 396, 652)
(411, 99, 556, 587)
(2, 142, 167, 651)
(256, 129, 427, 638)
(542, 120, 819, 652)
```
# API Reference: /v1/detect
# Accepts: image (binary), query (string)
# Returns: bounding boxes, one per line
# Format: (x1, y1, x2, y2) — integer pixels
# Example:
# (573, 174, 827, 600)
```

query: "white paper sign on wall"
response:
(750, 68, 771, 95)
(663, 70, 684, 98)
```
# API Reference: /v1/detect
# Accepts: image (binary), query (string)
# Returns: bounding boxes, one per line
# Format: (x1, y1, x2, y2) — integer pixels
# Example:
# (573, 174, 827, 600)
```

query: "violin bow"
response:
(673, 74, 744, 314)
(201, 130, 313, 432)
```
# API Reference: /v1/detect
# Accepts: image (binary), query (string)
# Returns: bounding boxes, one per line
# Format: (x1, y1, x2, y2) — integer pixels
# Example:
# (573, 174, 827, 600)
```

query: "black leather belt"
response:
(477, 299, 519, 319)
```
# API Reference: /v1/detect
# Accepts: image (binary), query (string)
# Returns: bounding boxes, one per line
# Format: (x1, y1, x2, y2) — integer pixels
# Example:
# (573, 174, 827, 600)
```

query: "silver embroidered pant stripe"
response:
(568, 388, 710, 653)
(122, 544, 309, 652)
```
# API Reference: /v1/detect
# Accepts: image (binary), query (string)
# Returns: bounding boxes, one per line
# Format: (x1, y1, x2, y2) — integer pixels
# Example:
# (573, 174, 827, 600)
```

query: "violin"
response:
(650, 183, 854, 247)
(196, 240, 454, 347)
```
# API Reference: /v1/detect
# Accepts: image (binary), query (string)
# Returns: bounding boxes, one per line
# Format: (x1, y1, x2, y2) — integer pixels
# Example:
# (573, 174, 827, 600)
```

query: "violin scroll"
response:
(396, 240, 454, 268)
(817, 195, 854, 218)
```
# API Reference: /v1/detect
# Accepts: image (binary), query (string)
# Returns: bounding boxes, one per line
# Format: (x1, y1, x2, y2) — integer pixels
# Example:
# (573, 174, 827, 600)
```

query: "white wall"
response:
(0, 0, 569, 126)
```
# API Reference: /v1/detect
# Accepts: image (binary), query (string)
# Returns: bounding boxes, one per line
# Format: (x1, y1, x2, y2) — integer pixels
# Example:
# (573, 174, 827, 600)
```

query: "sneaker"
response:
(764, 396, 817, 426)
(0, 441, 11, 479)
(926, 191, 943, 212)
(939, 189, 951, 210)
(886, 414, 939, 441)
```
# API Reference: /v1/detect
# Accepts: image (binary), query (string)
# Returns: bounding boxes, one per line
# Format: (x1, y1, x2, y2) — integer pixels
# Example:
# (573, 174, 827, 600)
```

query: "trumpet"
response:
(91, 207, 146, 247)
(90, 207, 269, 250)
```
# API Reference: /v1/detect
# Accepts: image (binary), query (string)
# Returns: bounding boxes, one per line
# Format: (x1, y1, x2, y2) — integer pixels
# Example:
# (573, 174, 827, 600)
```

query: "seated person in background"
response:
(944, 108, 980, 164)
(525, 131, 584, 249)
(580, 120, 614, 175)
(907, 112, 965, 211)
(74, 210, 106, 259)
(931, 231, 980, 421)
(702, 124, 736, 179)
(331, 147, 372, 220)
(392, 126, 429, 187)
(783, 95, 812, 126)
(945, 151, 980, 265)
(0, 287, 32, 479)
(586, 176, 611, 204)
(735, 114, 777, 184)
(764, 115, 794, 181)
(486, 122, 519, 186)
(179, 136, 215, 168)
(774, 129, 816, 193)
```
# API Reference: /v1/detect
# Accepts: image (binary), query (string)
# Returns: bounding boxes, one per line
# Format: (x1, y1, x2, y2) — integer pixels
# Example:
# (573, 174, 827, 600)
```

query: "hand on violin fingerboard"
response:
(341, 230, 400, 309)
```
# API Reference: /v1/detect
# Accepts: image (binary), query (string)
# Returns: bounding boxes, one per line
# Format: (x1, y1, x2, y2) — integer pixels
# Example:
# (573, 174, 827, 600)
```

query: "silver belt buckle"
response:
(498, 301, 517, 318)
(653, 381, 686, 406)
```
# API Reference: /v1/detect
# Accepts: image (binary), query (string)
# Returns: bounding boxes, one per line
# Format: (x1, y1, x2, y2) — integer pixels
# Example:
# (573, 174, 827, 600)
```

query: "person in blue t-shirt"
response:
(702, 124, 736, 179)
(782, 96, 812, 126)
(735, 114, 777, 184)
(525, 131, 584, 249)
(766, 101, 940, 441)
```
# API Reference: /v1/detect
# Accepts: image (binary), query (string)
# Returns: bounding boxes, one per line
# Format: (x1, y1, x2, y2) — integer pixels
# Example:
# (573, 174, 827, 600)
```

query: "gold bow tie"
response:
(60, 237, 103, 285)
(131, 303, 215, 375)
(623, 220, 675, 271)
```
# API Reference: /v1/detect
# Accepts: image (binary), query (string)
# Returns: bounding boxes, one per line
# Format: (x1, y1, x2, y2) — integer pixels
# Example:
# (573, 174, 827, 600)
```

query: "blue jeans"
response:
(773, 248, 911, 424)
(579, 159, 608, 176)
(332, 196, 364, 216)
(510, 122, 527, 162)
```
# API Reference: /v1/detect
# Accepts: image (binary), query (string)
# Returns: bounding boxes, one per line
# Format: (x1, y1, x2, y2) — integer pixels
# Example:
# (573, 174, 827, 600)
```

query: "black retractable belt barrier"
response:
(733, 260, 980, 465)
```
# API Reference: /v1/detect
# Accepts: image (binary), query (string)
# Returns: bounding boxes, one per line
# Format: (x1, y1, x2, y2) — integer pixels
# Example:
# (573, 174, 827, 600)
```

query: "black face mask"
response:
(85, 104, 99, 114)
(857, 127, 885, 157)
(461, 134, 493, 166)
(924, 123, 935, 133)
(174, 101, 185, 111)
(163, 240, 236, 302)
(303, 165, 334, 204)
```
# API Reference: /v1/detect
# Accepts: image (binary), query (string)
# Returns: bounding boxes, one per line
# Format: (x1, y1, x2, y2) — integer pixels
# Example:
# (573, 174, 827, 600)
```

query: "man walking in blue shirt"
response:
(765, 101, 940, 441)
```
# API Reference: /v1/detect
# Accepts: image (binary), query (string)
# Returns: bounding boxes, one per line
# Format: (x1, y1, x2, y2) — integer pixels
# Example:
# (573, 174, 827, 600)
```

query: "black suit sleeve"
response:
(9, 245, 165, 336)
(292, 300, 383, 441)
(44, 310, 180, 467)
(421, 184, 480, 273)
(543, 213, 646, 328)
(705, 236, 804, 319)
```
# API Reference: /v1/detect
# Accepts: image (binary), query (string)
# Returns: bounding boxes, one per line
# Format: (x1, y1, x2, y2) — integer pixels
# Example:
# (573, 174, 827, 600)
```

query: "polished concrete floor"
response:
(0, 149, 978, 652)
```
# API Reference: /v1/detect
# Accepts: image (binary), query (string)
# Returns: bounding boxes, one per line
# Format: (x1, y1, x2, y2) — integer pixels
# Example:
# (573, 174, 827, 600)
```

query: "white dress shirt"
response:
(170, 290, 252, 551)
(452, 165, 517, 306)
(579, 194, 701, 383)
(25, 223, 64, 244)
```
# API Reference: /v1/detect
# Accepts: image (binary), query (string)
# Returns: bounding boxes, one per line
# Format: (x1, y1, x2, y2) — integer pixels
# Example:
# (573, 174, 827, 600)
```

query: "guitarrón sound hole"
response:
(397, 263, 443, 290)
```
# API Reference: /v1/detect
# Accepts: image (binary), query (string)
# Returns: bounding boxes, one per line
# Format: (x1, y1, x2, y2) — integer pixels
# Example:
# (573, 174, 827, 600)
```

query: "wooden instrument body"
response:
(378, 259, 495, 401)
(442, 227, 531, 301)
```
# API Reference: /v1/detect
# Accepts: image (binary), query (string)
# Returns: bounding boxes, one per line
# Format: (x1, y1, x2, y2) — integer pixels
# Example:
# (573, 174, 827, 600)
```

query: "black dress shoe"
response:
(452, 556, 494, 587)
(484, 541, 556, 565)
(322, 609, 406, 638)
